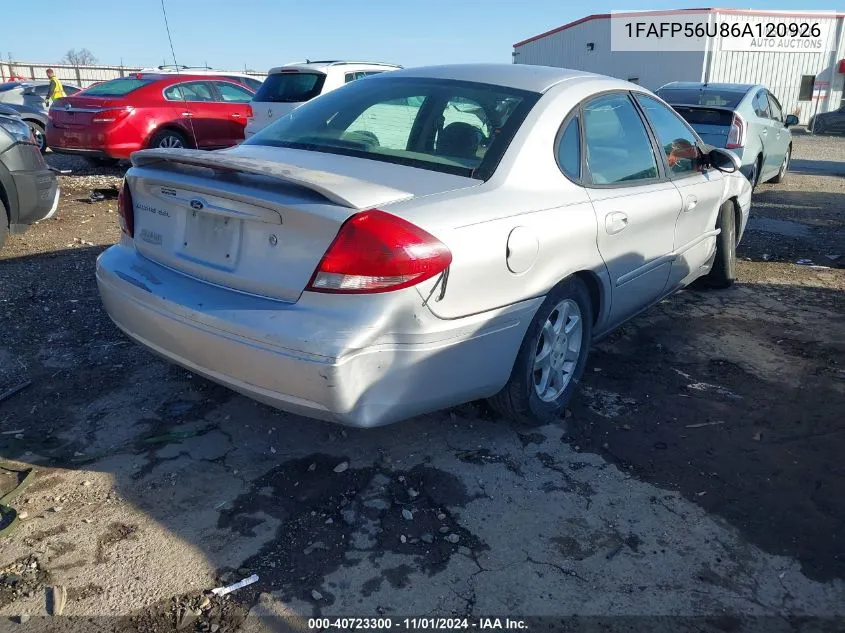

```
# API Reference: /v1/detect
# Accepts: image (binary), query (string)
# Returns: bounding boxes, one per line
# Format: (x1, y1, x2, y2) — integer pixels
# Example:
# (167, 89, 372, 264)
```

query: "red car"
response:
(47, 73, 255, 165)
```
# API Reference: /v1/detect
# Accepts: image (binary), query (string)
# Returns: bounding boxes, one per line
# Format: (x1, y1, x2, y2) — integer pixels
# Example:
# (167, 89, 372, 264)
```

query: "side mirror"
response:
(785, 114, 799, 128)
(708, 147, 741, 174)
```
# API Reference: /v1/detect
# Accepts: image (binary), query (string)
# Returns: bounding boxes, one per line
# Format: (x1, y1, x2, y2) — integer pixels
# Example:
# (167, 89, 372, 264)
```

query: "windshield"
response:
(253, 72, 326, 103)
(245, 76, 539, 180)
(656, 87, 747, 109)
(80, 78, 153, 96)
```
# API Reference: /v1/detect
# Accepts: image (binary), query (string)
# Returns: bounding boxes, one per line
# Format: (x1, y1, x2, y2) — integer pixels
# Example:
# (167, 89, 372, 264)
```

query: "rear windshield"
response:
(245, 76, 539, 180)
(671, 106, 734, 127)
(657, 88, 746, 109)
(253, 72, 326, 103)
(81, 78, 153, 96)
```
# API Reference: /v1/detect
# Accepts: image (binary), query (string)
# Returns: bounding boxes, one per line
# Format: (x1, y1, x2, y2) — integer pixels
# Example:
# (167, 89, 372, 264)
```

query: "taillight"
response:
(726, 113, 745, 149)
(307, 210, 452, 294)
(117, 179, 134, 237)
(92, 106, 134, 123)
(246, 104, 253, 118)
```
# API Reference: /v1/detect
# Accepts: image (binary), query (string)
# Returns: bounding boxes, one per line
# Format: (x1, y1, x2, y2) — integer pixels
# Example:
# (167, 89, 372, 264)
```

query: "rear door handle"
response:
(605, 212, 629, 234)
(685, 195, 698, 211)
(761, 128, 768, 135)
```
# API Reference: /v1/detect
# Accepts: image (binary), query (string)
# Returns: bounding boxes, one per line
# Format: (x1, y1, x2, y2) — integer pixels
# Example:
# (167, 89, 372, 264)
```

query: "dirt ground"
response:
(0, 134, 843, 632)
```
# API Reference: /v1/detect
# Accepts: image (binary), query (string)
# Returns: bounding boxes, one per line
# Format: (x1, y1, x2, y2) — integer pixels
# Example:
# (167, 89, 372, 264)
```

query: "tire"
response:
(149, 129, 188, 150)
(84, 156, 120, 168)
(0, 196, 8, 252)
(702, 200, 737, 289)
(25, 120, 46, 153)
(488, 276, 592, 425)
(769, 145, 790, 184)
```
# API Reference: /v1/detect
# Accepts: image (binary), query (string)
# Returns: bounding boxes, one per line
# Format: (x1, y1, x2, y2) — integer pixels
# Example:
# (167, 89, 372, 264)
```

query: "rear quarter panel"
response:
(394, 77, 614, 325)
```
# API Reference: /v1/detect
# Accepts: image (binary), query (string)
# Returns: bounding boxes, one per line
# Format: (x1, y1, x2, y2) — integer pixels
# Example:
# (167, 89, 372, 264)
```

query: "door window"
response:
(752, 90, 771, 118)
(164, 81, 215, 102)
(766, 92, 783, 123)
(582, 93, 658, 185)
(214, 81, 254, 103)
(635, 94, 702, 176)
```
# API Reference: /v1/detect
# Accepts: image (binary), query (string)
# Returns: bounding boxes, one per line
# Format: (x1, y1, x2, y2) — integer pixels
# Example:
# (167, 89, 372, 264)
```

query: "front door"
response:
(635, 93, 726, 289)
(163, 81, 228, 149)
(582, 92, 680, 326)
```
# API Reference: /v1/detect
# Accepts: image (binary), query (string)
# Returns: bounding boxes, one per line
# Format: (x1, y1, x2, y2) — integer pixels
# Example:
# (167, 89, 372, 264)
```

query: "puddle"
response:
(747, 217, 811, 239)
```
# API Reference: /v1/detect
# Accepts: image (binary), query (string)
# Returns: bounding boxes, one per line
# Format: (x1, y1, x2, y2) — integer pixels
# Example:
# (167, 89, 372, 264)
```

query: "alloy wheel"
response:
(158, 135, 184, 149)
(533, 299, 583, 403)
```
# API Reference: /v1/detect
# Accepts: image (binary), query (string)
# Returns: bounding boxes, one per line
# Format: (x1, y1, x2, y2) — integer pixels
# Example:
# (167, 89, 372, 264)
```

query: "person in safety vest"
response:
(44, 69, 66, 108)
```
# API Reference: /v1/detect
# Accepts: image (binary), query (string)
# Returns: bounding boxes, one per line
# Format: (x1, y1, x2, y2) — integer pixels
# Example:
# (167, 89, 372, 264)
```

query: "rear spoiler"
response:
(130, 148, 414, 209)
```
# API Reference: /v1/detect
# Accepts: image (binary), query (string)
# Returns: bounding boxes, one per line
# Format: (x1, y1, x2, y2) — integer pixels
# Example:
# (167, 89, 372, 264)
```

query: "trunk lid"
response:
(670, 105, 735, 149)
(50, 95, 127, 128)
(127, 147, 478, 302)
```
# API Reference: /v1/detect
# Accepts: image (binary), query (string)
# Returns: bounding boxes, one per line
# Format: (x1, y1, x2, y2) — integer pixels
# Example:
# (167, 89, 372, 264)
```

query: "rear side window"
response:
(766, 92, 783, 123)
(636, 94, 702, 176)
(214, 81, 254, 103)
(344, 71, 384, 84)
(556, 117, 580, 180)
(583, 93, 658, 185)
(81, 78, 153, 96)
(253, 72, 326, 103)
(752, 91, 771, 118)
(240, 77, 264, 92)
(164, 81, 215, 102)
(657, 87, 746, 109)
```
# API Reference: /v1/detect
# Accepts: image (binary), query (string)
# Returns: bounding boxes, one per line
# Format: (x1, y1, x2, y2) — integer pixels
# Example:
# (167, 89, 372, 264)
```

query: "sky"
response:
(5, 0, 843, 72)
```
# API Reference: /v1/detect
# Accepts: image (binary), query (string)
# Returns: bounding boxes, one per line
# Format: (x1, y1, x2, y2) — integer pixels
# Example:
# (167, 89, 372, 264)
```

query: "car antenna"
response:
(159, 0, 197, 147)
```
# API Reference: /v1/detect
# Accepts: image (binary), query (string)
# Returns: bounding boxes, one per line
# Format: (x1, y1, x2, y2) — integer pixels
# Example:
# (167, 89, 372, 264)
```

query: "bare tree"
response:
(61, 48, 98, 66)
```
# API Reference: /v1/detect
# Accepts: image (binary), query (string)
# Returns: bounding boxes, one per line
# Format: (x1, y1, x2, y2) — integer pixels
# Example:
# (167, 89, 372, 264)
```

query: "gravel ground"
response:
(0, 137, 843, 632)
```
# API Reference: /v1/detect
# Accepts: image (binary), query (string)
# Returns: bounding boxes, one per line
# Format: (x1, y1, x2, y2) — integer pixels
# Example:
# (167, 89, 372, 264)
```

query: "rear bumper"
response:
(0, 142, 58, 229)
(48, 147, 114, 160)
(96, 244, 538, 427)
(46, 122, 142, 160)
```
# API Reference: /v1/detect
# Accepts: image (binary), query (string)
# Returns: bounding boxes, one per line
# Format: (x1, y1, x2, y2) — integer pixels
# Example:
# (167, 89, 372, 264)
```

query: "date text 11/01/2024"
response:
(308, 618, 528, 630)
(625, 21, 823, 39)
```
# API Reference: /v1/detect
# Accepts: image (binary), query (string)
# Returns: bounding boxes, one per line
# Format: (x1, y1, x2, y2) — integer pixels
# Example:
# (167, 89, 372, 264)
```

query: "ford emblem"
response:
(190, 199, 204, 210)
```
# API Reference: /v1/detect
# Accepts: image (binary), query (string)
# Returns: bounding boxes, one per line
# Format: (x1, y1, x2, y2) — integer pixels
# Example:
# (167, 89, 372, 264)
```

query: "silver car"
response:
(656, 82, 799, 189)
(96, 64, 751, 428)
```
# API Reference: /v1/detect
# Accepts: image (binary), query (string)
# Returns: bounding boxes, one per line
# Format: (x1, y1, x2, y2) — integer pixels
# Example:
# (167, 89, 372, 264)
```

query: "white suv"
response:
(244, 60, 400, 138)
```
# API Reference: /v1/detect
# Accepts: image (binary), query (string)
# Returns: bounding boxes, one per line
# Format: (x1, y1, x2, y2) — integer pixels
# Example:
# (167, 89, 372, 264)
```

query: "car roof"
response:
(141, 66, 264, 76)
(374, 64, 606, 93)
(659, 82, 758, 93)
(125, 73, 255, 84)
(268, 60, 401, 74)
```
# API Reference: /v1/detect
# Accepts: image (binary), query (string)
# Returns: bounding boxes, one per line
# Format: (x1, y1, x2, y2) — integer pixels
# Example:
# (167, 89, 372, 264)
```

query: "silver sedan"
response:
(96, 64, 751, 427)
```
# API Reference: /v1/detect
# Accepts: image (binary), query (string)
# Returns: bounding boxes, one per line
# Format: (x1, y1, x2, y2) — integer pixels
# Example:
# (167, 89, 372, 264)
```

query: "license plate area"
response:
(180, 210, 242, 270)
